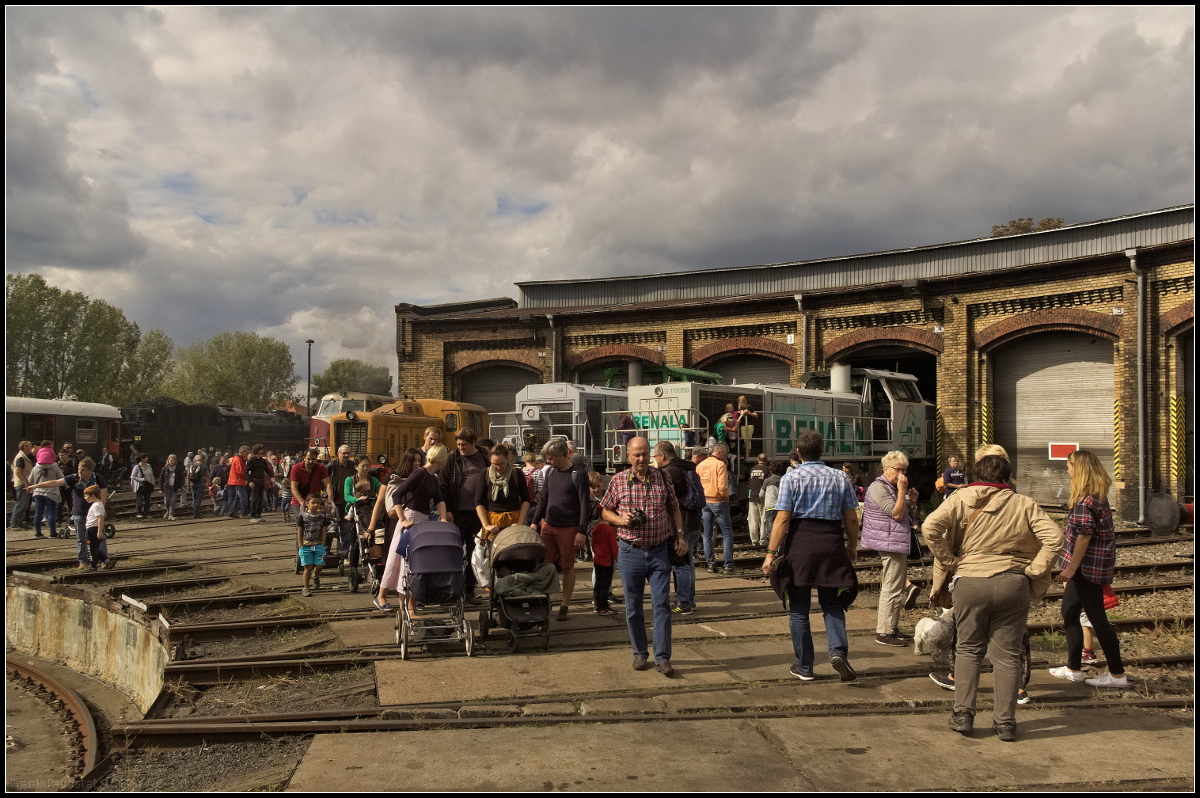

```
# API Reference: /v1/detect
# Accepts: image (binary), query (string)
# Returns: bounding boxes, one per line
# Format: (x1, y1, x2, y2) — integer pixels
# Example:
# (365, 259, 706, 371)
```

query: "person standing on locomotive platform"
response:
(246, 444, 273, 524)
(225, 446, 249, 519)
(10, 441, 35, 530)
(529, 438, 591, 621)
(762, 430, 862, 683)
(438, 428, 489, 605)
(600, 437, 688, 676)
(327, 445, 357, 561)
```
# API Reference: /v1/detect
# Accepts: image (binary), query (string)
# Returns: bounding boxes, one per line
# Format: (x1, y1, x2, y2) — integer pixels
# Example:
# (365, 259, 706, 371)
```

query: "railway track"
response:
(6, 657, 101, 788)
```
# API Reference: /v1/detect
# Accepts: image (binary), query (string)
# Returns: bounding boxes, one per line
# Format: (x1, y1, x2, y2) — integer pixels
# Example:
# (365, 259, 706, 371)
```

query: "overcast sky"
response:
(5, 7, 1194, 383)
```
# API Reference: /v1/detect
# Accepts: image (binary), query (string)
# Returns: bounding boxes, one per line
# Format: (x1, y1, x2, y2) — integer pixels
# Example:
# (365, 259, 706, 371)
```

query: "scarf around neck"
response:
(488, 463, 514, 503)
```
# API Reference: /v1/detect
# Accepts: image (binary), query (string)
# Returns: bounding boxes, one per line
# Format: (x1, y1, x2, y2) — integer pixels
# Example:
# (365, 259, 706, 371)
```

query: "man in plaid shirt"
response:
(600, 436, 687, 676)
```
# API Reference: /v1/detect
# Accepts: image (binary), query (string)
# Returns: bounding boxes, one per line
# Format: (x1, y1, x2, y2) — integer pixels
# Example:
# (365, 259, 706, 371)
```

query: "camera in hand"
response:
(626, 508, 646, 527)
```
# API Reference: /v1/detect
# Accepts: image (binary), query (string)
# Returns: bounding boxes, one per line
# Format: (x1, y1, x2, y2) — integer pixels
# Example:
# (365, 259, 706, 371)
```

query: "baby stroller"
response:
(395, 520, 475, 660)
(345, 497, 378, 594)
(101, 467, 128, 540)
(478, 525, 553, 653)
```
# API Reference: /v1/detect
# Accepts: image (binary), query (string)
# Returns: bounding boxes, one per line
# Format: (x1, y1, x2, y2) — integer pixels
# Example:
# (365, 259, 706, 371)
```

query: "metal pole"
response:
(306, 339, 315, 416)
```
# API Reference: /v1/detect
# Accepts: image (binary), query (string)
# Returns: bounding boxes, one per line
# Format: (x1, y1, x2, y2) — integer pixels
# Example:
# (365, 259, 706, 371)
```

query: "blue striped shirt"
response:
(775, 460, 858, 520)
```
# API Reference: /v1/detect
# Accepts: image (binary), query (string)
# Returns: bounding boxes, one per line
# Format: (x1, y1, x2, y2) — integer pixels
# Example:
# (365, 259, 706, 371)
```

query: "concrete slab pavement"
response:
(286, 708, 1193, 791)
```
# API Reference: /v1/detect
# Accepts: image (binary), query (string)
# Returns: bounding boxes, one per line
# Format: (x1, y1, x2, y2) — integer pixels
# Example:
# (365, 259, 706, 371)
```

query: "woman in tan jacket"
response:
(923, 454, 1062, 742)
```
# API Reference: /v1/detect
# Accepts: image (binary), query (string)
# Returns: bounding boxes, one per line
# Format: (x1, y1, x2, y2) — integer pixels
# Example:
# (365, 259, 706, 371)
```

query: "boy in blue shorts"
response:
(297, 494, 331, 597)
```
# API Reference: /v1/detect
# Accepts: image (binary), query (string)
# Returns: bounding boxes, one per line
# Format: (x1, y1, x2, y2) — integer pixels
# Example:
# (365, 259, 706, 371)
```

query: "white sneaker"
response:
(1085, 672, 1129, 688)
(1049, 666, 1087, 682)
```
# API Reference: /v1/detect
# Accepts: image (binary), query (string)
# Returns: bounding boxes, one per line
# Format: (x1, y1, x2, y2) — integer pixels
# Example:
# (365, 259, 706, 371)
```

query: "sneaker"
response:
(672, 604, 695, 615)
(48, 531, 58, 538)
(875, 633, 907, 647)
(929, 672, 955, 691)
(790, 664, 816, 681)
(302, 587, 313, 597)
(76, 563, 89, 570)
(1016, 690, 1031, 705)
(723, 566, 736, 576)
(313, 576, 321, 589)
(993, 721, 1017, 742)
(464, 593, 482, 605)
(903, 583, 921, 610)
(829, 655, 857, 682)
(1049, 666, 1087, 682)
(556, 605, 569, 621)
(1081, 649, 1098, 664)
(1085, 672, 1129, 689)
(34, 532, 45, 538)
(949, 710, 974, 734)
(608, 593, 623, 605)
(891, 628, 913, 641)
(595, 608, 612, 616)
(373, 598, 392, 612)
(708, 564, 719, 574)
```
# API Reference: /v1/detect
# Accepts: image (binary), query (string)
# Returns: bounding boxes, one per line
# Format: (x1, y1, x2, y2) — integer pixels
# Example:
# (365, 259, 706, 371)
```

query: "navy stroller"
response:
(395, 520, 475, 659)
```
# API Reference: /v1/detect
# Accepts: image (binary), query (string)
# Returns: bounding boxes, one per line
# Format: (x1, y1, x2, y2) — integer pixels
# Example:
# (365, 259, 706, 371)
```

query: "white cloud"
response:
(5, 7, 1194, 379)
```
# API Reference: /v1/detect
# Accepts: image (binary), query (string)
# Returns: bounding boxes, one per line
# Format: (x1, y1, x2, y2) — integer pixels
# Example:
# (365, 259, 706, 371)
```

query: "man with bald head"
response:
(600, 437, 688, 676)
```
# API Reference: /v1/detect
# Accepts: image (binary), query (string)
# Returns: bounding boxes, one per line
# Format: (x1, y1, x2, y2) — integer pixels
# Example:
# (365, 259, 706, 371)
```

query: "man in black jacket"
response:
(327, 445, 356, 558)
(439, 428, 489, 603)
(246, 444, 274, 524)
(655, 441, 703, 615)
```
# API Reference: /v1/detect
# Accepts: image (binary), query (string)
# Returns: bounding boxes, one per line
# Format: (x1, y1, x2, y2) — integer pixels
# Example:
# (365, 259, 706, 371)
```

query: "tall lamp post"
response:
(305, 339, 315, 416)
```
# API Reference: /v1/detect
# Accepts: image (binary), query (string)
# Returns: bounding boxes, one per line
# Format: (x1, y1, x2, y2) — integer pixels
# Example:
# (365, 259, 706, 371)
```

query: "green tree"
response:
(311, 358, 393, 399)
(5, 273, 173, 404)
(991, 217, 1065, 237)
(166, 331, 299, 411)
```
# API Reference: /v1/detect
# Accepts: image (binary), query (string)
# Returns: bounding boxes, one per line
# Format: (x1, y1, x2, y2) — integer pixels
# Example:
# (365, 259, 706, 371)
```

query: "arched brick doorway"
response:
(821, 327, 942, 402)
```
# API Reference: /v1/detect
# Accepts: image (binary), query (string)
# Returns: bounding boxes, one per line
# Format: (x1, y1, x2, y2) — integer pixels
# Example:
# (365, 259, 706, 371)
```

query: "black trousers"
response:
(1062, 571, 1124, 673)
(593, 564, 615, 610)
(455, 512, 483, 593)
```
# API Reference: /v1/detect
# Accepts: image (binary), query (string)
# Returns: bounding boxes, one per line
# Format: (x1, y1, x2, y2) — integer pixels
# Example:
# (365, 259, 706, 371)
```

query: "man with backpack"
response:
(655, 441, 704, 615)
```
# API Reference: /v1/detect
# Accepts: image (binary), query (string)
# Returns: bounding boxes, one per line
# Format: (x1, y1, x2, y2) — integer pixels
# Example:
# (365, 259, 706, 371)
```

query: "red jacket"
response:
(591, 523, 619, 567)
(227, 454, 247, 486)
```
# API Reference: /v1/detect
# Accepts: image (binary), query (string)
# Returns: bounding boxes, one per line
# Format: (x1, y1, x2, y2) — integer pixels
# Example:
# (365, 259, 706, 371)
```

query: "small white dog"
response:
(913, 608, 954, 667)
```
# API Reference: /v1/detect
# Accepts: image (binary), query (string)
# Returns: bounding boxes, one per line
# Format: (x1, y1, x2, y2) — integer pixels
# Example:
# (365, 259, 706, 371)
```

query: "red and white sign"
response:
(1048, 442, 1079, 461)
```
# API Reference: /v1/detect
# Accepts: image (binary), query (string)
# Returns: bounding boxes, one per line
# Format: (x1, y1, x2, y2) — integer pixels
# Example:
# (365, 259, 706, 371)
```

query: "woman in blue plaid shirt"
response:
(1050, 449, 1126, 689)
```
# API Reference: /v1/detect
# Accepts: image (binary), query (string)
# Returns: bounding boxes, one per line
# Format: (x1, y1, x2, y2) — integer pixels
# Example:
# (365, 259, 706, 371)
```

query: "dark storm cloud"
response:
(3, 7, 1194, 376)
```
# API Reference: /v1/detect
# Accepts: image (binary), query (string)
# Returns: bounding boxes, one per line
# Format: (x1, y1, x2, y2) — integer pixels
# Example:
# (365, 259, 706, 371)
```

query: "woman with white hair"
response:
(861, 451, 921, 646)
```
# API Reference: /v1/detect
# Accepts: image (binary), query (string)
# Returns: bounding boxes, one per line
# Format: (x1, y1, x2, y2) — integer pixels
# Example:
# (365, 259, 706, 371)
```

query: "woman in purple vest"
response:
(861, 451, 921, 646)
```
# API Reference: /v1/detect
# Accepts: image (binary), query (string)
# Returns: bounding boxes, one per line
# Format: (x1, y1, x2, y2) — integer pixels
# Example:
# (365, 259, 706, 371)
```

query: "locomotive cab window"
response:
(445, 413, 458, 432)
(886, 380, 922, 403)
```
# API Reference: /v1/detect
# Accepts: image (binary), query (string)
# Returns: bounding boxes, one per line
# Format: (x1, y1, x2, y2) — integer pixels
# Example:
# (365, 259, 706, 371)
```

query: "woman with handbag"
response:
(923, 454, 1061, 741)
(1050, 449, 1127, 688)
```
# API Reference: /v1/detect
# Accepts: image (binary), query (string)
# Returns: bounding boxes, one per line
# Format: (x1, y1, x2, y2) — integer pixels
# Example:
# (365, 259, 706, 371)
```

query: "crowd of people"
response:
(11, 420, 1130, 740)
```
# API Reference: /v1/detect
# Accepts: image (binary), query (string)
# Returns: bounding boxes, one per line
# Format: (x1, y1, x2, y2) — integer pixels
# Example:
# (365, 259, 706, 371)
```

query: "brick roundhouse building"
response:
(396, 205, 1194, 520)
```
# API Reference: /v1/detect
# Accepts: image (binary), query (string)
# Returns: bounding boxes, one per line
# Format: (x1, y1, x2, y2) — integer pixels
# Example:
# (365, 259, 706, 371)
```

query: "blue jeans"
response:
(192, 484, 205, 516)
(672, 528, 703, 608)
(701, 502, 734, 568)
(787, 585, 849, 677)
(73, 514, 88, 563)
(228, 485, 248, 516)
(618, 540, 674, 663)
(10, 488, 31, 528)
(33, 495, 58, 536)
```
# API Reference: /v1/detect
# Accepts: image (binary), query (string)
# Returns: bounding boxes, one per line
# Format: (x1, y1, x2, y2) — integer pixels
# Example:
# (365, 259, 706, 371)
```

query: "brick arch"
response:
(821, 326, 943, 362)
(689, 336, 796, 369)
(974, 308, 1122, 353)
(450, 350, 544, 377)
(566, 344, 665, 373)
(1160, 298, 1194, 338)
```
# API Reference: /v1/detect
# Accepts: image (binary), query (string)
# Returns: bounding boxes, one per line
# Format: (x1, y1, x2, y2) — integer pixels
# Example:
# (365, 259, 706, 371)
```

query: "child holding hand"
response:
(83, 485, 113, 570)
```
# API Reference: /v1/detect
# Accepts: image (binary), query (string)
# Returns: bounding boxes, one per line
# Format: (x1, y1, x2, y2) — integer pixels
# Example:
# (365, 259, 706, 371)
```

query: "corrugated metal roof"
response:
(516, 205, 1194, 310)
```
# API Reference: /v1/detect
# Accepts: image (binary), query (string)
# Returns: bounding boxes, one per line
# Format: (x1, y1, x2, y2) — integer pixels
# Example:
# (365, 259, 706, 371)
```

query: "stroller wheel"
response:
(337, 559, 345, 577)
(542, 620, 551, 652)
(399, 615, 409, 660)
(506, 629, 518, 653)
(465, 619, 475, 657)
(104, 523, 117, 540)
(348, 564, 360, 594)
(294, 553, 301, 575)
(478, 610, 490, 639)
(370, 579, 380, 596)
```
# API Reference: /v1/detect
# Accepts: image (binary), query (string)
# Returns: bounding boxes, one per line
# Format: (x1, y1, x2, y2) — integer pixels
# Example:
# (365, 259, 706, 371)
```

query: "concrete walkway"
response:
(288, 707, 1193, 791)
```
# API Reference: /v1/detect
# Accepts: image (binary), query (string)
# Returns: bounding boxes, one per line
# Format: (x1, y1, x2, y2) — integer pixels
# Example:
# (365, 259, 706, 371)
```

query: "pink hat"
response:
(36, 447, 56, 465)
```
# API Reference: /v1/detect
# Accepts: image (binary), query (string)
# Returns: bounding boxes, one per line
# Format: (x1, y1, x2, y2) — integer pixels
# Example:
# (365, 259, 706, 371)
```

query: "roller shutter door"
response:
(1182, 328, 1194, 497)
(992, 332, 1114, 507)
(461, 366, 539, 416)
(706, 355, 791, 386)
